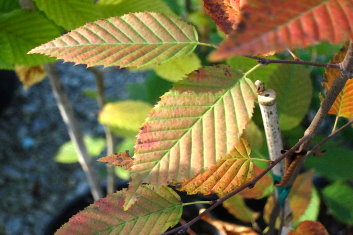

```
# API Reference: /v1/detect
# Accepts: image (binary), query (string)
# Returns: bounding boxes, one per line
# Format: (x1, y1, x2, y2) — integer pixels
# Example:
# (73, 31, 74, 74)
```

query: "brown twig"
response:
(164, 41, 353, 235)
(283, 40, 353, 186)
(89, 67, 116, 195)
(246, 55, 340, 69)
(307, 119, 353, 157)
(45, 64, 103, 200)
(162, 114, 353, 235)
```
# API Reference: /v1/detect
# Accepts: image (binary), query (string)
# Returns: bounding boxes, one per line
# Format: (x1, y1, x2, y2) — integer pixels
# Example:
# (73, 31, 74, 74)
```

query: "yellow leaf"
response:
(154, 53, 201, 82)
(15, 65, 46, 88)
(323, 42, 353, 118)
(99, 100, 152, 138)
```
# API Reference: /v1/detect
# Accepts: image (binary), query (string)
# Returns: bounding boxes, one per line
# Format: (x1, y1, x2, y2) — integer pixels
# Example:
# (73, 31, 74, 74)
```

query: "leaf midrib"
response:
(95, 204, 182, 234)
(135, 75, 250, 182)
(33, 41, 200, 51)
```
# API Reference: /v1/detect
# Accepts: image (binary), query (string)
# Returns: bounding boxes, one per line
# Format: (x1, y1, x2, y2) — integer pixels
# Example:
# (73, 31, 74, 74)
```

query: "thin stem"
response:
(307, 119, 353, 157)
(246, 55, 340, 69)
(249, 158, 272, 163)
(182, 201, 212, 206)
(197, 42, 219, 49)
(45, 64, 103, 200)
(244, 64, 263, 77)
(163, 116, 353, 234)
(89, 68, 116, 195)
(286, 49, 302, 61)
(332, 116, 340, 133)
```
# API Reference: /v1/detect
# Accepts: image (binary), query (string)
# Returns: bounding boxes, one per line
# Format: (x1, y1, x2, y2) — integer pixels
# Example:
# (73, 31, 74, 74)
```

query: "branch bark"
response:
(246, 55, 340, 69)
(283, 40, 353, 186)
(89, 68, 116, 195)
(45, 64, 103, 200)
(164, 41, 353, 235)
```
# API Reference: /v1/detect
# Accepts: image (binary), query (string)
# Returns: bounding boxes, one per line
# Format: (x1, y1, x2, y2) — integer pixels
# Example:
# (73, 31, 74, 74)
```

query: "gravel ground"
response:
(0, 63, 146, 235)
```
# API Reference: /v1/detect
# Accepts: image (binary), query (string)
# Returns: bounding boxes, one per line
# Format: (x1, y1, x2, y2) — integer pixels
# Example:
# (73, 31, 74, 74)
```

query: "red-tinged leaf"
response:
(239, 166, 273, 199)
(177, 138, 255, 196)
(56, 185, 182, 235)
(288, 221, 329, 235)
(323, 42, 353, 118)
(289, 171, 314, 221)
(202, 0, 243, 34)
(29, 12, 199, 68)
(124, 65, 257, 210)
(223, 195, 258, 223)
(210, 0, 353, 60)
(98, 151, 133, 170)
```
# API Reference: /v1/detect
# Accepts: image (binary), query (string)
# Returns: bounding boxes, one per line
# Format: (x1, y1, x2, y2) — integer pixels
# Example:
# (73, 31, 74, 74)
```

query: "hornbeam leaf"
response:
(0, 0, 19, 13)
(210, 0, 353, 60)
(56, 185, 182, 235)
(0, 10, 61, 66)
(98, 0, 174, 18)
(202, 0, 243, 34)
(288, 221, 329, 235)
(124, 65, 257, 209)
(0, 37, 13, 69)
(222, 195, 258, 223)
(98, 151, 133, 170)
(177, 138, 255, 196)
(34, 0, 102, 30)
(98, 100, 152, 138)
(29, 12, 199, 68)
(323, 42, 353, 118)
(267, 65, 313, 130)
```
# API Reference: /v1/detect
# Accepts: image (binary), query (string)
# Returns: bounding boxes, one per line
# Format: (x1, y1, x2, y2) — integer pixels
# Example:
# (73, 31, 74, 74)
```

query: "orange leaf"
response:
(202, 0, 243, 34)
(323, 42, 353, 118)
(289, 171, 314, 221)
(98, 151, 133, 170)
(177, 138, 254, 196)
(239, 166, 273, 199)
(202, 214, 259, 235)
(288, 221, 329, 235)
(210, 0, 353, 60)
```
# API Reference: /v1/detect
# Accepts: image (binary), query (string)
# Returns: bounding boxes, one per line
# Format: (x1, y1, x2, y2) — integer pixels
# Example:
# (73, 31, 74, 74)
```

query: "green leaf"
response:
(0, 37, 13, 69)
(99, 100, 152, 138)
(98, 0, 174, 18)
(127, 72, 172, 105)
(29, 12, 199, 68)
(0, 0, 19, 13)
(293, 188, 320, 227)
(116, 138, 135, 155)
(0, 10, 60, 66)
(34, 0, 102, 30)
(56, 185, 182, 235)
(125, 65, 257, 209)
(227, 56, 279, 84)
(267, 65, 312, 130)
(323, 183, 353, 225)
(243, 121, 264, 151)
(223, 195, 258, 223)
(154, 53, 201, 82)
(55, 136, 106, 163)
(305, 137, 353, 181)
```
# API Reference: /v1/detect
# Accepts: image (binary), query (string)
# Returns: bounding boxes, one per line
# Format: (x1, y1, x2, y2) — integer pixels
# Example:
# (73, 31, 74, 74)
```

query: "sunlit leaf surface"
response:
(29, 12, 199, 68)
